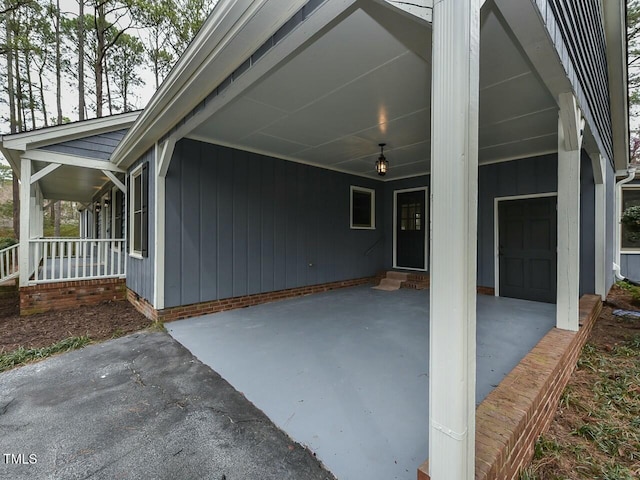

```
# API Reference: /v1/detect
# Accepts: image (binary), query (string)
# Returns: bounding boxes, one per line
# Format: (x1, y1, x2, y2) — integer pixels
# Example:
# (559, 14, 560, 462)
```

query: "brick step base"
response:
(374, 271, 430, 290)
(0, 283, 19, 317)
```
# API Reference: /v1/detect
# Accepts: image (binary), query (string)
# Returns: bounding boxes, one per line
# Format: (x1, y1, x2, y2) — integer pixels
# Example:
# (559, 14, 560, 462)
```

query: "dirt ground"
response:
(524, 283, 640, 479)
(0, 300, 152, 353)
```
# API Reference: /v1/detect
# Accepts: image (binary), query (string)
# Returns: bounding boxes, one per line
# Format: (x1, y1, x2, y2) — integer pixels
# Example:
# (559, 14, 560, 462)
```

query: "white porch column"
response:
(557, 93, 583, 331)
(153, 137, 176, 311)
(592, 153, 607, 299)
(18, 158, 32, 287)
(429, 0, 480, 478)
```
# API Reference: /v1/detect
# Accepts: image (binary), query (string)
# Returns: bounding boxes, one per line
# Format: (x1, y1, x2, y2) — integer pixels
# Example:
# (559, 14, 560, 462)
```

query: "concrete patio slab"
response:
(167, 285, 556, 480)
(0, 331, 334, 480)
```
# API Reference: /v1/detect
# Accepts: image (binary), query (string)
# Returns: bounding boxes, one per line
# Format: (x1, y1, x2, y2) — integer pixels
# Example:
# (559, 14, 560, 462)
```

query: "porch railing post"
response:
(18, 158, 32, 287)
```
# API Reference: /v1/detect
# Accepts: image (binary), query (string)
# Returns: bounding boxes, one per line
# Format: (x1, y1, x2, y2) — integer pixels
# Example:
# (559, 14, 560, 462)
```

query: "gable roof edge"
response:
(111, 0, 310, 169)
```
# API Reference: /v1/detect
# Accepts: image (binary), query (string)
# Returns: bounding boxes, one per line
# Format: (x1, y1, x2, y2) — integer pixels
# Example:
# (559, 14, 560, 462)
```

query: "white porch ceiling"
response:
(187, 1, 557, 181)
(32, 162, 112, 202)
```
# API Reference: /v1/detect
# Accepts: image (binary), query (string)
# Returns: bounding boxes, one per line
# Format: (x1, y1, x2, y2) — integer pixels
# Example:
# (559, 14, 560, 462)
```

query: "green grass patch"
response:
(533, 436, 563, 460)
(615, 280, 640, 304)
(148, 321, 167, 333)
(525, 318, 640, 479)
(43, 223, 79, 238)
(0, 336, 91, 373)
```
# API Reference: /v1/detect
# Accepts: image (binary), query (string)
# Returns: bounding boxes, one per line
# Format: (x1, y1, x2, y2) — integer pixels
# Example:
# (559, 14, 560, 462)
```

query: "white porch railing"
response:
(0, 243, 19, 282)
(29, 238, 126, 284)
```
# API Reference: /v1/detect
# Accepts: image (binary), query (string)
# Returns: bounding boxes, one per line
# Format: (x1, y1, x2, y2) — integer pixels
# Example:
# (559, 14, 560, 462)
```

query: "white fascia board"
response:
(21, 150, 125, 173)
(603, 0, 630, 171)
(112, 0, 309, 169)
(2, 111, 139, 152)
(493, 0, 572, 100)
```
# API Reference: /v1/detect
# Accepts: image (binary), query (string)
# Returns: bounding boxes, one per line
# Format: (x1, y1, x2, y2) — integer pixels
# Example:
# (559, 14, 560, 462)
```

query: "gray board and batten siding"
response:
(40, 129, 129, 161)
(126, 148, 155, 302)
(621, 255, 640, 281)
(163, 139, 384, 309)
(157, 140, 603, 310)
(382, 154, 599, 296)
(536, 0, 613, 165)
(476, 153, 596, 295)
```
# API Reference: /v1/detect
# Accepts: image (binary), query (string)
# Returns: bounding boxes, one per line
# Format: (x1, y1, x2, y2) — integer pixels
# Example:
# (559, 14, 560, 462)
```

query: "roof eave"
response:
(1, 111, 140, 152)
(603, 0, 630, 171)
(111, 0, 310, 169)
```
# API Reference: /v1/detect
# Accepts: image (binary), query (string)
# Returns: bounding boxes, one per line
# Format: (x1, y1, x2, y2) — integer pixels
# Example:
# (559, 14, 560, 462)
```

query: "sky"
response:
(0, 0, 157, 165)
(0, 0, 156, 135)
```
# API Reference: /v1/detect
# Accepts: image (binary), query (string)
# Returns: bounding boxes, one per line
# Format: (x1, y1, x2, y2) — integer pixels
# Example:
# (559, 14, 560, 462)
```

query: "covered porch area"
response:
(0, 113, 137, 310)
(166, 285, 574, 480)
(108, 0, 622, 477)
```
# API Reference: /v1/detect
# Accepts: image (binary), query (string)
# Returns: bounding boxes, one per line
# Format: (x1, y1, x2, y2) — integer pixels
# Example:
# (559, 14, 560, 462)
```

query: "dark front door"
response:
(499, 196, 557, 303)
(396, 190, 426, 269)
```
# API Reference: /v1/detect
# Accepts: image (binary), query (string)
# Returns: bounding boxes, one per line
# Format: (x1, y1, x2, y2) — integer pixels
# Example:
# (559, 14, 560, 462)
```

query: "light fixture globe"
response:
(375, 143, 388, 176)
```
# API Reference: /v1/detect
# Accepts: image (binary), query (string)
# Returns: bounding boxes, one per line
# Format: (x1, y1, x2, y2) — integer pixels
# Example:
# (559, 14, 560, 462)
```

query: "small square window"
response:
(350, 186, 375, 229)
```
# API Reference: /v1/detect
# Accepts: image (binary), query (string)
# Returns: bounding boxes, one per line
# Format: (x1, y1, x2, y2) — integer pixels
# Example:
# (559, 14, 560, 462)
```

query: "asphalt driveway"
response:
(0, 331, 334, 480)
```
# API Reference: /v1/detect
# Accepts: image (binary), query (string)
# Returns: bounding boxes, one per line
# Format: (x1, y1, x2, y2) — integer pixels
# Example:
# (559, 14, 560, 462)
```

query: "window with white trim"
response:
(621, 186, 640, 251)
(350, 186, 375, 229)
(130, 163, 149, 257)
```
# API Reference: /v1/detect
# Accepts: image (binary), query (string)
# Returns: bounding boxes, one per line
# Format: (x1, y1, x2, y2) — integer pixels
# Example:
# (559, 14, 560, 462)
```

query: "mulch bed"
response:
(0, 300, 152, 353)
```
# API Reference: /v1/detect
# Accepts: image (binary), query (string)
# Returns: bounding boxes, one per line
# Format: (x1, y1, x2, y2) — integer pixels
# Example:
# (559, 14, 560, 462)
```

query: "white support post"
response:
(592, 154, 607, 299)
(153, 137, 176, 311)
(19, 158, 32, 287)
(429, 0, 480, 478)
(557, 93, 583, 331)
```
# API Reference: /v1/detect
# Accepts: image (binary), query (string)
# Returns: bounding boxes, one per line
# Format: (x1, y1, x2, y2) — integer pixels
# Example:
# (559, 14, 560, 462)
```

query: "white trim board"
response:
(21, 150, 125, 173)
(493, 192, 557, 297)
(2, 111, 139, 151)
(619, 184, 640, 255)
(393, 187, 428, 271)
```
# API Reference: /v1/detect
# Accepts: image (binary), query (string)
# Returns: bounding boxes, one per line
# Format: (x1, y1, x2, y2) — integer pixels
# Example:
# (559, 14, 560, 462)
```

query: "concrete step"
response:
(386, 271, 408, 281)
(372, 278, 404, 291)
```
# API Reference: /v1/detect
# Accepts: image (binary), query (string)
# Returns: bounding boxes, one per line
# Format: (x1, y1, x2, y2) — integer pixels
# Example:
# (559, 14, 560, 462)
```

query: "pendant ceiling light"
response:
(375, 143, 388, 176)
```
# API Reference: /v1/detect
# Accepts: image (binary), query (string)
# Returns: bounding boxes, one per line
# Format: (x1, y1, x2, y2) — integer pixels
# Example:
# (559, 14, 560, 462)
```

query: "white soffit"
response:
(189, 2, 557, 180)
(31, 162, 110, 202)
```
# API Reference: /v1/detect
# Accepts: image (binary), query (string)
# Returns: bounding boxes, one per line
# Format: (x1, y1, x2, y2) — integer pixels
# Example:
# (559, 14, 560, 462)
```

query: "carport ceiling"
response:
(187, 2, 558, 181)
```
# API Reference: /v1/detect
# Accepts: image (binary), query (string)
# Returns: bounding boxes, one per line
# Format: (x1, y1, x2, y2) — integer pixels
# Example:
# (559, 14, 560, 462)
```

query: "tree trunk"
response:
(94, 4, 105, 117)
(54, 202, 61, 237)
(105, 60, 113, 115)
(123, 76, 128, 112)
(6, 16, 17, 134)
(154, 34, 159, 90)
(78, 0, 85, 120)
(38, 64, 49, 127)
(56, 0, 63, 124)
(25, 50, 37, 130)
(6, 17, 20, 239)
(15, 52, 25, 132)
